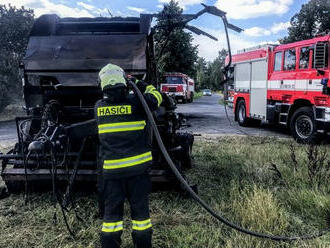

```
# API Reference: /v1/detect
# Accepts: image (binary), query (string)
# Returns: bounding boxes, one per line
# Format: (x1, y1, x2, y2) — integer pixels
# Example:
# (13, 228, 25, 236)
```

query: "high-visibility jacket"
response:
(95, 84, 162, 179)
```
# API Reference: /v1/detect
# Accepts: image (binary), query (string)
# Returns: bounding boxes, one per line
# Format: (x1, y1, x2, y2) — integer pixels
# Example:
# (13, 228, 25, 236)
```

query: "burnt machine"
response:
(0, 4, 243, 193)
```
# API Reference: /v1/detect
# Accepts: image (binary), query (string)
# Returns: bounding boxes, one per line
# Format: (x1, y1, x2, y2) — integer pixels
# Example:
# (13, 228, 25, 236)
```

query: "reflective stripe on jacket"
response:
(98, 121, 146, 134)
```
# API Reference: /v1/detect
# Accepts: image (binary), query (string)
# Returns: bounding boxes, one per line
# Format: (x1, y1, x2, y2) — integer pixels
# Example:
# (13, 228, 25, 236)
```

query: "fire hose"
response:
(129, 80, 330, 242)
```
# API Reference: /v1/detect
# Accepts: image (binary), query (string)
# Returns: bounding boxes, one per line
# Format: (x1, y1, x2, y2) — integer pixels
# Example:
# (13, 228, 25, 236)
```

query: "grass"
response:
(193, 92, 203, 100)
(0, 136, 330, 247)
(219, 93, 228, 106)
(218, 97, 225, 105)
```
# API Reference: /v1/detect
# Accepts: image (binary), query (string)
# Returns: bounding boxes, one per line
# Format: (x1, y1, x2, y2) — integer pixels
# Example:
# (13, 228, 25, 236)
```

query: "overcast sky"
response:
(0, 0, 310, 61)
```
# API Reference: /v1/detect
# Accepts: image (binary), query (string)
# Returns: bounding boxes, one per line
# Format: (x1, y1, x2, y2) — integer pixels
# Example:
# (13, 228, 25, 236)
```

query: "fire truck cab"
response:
(160, 72, 195, 103)
(232, 35, 330, 143)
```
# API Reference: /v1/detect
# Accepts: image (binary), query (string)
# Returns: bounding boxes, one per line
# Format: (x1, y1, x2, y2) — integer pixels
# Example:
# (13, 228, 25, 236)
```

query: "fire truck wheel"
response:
(290, 107, 318, 143)
(236, 100, 250, 127)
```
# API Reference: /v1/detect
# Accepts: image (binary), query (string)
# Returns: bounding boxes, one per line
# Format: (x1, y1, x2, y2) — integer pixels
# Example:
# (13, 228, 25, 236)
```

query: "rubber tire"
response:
(250, 119, 262, 127)
(236, 100, 250, 127)
(176, 133, 194, 170)
(181, 144, 193, 170)
(290, 106, 318, 143)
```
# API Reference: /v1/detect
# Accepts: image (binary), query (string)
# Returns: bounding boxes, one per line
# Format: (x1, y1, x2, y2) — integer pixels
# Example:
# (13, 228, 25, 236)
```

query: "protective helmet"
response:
(99, 63, 127, 91)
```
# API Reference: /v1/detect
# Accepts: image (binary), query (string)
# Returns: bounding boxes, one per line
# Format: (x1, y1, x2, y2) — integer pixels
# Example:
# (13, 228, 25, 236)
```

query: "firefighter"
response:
(95, 63, 162, 248)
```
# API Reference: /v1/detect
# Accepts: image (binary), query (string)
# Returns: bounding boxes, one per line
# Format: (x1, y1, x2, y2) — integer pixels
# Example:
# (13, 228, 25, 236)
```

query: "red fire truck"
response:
(231, 35, 330, 142)
(160, 72, 195, 103)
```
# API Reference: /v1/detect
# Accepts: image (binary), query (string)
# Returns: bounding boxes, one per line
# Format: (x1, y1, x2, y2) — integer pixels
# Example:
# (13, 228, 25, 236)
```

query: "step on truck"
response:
(160, 72, 195, 103)
(231, 35, 330, 143)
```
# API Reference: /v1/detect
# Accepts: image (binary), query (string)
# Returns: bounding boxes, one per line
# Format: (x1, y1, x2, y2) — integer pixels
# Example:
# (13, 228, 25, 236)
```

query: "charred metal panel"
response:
(29, 15, 150, 36)
(24, 34, 147, 73)
(24, 14, 153, 88)
(26, 72, 100, 87)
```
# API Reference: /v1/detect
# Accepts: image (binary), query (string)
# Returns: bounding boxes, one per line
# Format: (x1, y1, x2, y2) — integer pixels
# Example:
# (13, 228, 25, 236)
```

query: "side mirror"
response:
(321, 78, 329, 95)
(321, 78, 328, 86)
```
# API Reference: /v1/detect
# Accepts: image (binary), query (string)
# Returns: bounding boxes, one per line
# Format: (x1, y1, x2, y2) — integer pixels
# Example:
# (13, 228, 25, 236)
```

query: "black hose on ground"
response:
(49, 143, 75, 237)
(63, 138, 87, 209)
(24, 150, 31, 204)
(129, 81, 330, 242)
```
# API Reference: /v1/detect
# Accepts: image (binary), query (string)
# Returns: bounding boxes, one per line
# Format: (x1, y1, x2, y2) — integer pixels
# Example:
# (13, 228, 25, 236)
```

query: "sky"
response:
(0, 0, 310, 61)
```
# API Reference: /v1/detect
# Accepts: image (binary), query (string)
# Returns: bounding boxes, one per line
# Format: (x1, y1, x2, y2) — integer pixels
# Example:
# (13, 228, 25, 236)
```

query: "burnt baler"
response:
(0, 14, 193, 193)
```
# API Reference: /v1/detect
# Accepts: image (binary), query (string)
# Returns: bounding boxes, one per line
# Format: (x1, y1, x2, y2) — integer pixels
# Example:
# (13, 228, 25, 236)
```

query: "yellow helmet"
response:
(99, 63, 126, 91)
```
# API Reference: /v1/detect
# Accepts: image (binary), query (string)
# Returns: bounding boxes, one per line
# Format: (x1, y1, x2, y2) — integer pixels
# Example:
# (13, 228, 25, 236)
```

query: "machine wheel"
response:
(290, 107, 318, 143)
(176, 133, 194, 169)
(236, 100, 250, 127)
(181, 144, 193, 169)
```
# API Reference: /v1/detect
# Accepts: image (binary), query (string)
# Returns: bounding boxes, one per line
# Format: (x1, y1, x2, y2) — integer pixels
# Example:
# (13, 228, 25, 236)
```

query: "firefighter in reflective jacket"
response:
(95, 63, 162, 248)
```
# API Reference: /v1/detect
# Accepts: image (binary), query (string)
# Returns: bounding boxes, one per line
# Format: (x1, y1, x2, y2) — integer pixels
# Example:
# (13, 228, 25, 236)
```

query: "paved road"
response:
(0, 120, 17, 147)
(176, 94, 290, 137)
(2, 94, 329, 146)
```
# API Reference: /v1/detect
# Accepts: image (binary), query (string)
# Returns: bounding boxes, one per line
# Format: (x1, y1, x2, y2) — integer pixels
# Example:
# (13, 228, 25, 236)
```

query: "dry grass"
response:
(0, 136, 329, 247)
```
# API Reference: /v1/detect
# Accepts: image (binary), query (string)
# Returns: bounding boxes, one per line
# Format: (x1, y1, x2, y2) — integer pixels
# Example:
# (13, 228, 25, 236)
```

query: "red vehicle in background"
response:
(160, 72, 195, 103)
(231, 34, 330, 143)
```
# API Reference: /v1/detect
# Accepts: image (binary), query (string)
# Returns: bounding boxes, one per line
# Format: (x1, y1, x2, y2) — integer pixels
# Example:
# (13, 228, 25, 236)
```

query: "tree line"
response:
(0, 0, 329, 111)
(0, 5, 34, 111)
(155, 0, 330, 90)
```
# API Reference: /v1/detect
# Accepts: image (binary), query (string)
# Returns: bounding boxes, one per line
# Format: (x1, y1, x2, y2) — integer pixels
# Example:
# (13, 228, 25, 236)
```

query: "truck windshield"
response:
(166, 76, 184, 84)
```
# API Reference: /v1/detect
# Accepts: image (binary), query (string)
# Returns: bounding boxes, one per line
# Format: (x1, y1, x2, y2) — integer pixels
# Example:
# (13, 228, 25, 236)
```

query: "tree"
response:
(195, 49, 227, 91)
(195, 57, 208, 91)
(281, 0, 330, 43)
(0, 5, 34, 111)
(208, 49, 227, 90)
(154, 0, 198, 79)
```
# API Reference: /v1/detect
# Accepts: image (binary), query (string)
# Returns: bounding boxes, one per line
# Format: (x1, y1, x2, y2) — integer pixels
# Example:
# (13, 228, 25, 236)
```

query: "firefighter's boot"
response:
(132, 229, 152, 248)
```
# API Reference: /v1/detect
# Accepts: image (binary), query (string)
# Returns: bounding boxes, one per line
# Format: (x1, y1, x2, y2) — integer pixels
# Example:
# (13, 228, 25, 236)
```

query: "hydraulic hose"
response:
(129, 81, 330, 242)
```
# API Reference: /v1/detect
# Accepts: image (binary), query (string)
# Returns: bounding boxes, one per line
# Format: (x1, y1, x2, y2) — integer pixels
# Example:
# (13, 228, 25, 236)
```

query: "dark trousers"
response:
(101, 173, 152, 248)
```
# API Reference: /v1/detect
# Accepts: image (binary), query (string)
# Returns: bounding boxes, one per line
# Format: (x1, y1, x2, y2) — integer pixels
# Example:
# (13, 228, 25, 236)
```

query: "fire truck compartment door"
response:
(234, 63, 250, 92)
(250, 59, 267, 119)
